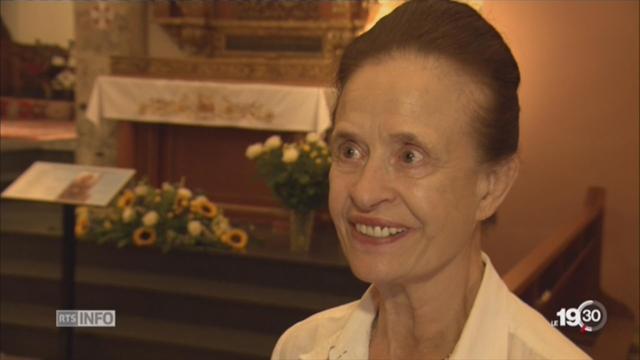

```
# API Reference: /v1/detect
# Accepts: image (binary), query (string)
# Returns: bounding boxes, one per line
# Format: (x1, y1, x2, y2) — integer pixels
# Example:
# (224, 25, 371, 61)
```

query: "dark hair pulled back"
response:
(336, 0, 521, 164)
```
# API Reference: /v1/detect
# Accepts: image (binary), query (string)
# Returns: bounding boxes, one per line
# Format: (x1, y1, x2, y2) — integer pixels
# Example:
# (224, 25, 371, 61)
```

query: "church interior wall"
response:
(481, 0, 639, 320)
(0, 0, 74, 48)
(1, 0, 637, 326)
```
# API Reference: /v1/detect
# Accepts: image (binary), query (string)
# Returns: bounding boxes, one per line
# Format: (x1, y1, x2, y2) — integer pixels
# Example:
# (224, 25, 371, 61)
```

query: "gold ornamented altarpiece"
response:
(107, 1, 381, 229)
(111, 1, 372, 85)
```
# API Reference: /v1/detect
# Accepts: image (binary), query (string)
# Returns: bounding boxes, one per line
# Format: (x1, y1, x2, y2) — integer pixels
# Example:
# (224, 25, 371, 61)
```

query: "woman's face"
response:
(329, 53, 490, 285)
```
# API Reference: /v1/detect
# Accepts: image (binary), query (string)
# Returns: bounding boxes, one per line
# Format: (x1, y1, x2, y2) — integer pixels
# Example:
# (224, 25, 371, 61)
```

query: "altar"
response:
(86, 75, 336, 228)
(86, 75, 334, 132)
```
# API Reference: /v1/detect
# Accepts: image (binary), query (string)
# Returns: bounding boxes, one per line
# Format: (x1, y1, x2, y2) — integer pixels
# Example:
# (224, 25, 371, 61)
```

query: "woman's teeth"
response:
(355, 224, 406, 238)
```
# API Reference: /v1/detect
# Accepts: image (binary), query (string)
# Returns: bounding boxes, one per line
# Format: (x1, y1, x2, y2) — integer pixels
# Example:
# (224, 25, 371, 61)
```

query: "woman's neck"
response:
(369, 235, 485, 359)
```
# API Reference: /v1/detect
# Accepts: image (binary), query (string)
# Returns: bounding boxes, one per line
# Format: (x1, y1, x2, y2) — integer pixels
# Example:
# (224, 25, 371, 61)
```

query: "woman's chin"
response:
(347, 255, 399, 285)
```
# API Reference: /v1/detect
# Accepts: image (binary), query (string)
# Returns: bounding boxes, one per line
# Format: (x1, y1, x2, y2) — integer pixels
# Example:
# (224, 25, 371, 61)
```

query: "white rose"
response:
(282, 147, 300, 163)
(162, 182, 174, 192)
(187, 220, 203, 236)
(122, 207, 135, 223)
(177, 187, 192, 199)
(212, 217, 230, 236)
(134, 185, 148, 196)
(51, 55, 66, 67)
(245, 142, 264, 159)
(305, 132, 320, 143)
(142, 211, 159, 227)
(56, 69, 75, 89)
(264, 135, 282, 150)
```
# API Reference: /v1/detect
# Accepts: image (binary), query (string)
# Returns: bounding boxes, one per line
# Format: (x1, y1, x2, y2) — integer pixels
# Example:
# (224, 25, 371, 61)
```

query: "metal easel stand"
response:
(60, 204, 76, 360)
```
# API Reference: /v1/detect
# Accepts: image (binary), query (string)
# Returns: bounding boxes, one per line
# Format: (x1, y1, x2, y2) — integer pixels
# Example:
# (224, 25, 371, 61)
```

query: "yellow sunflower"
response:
(132, 227, 157, 247)
(75, 217, 89, 238)
(191, 199, 218, 219)
(76, 206, 89, 218)
(221, 229, 249, 252)
(117, 190, 135, 208)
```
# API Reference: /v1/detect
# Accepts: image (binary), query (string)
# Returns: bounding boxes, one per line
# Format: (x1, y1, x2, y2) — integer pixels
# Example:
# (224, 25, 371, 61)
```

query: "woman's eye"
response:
(342, 145, 359, 159)
(400, 148, 424, 164)
(337, 142, 361, 161)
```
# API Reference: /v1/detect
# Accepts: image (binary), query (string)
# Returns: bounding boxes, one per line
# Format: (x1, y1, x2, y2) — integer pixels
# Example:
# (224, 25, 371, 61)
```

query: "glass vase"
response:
(289, 210, 315, 254)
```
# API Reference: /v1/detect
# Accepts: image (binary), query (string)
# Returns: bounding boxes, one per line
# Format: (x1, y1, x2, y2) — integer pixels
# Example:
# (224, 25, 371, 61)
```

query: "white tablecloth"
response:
(86, 76, 335, 133)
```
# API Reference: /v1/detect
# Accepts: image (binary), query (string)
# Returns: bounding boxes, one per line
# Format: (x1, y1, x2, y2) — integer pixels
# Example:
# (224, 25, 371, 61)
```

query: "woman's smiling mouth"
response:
(354, 223, 406, 238)
(347, 216, 411, 247)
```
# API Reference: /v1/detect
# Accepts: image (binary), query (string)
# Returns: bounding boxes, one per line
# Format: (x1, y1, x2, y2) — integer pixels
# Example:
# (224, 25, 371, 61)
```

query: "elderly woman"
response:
(272, 1, 589, 359)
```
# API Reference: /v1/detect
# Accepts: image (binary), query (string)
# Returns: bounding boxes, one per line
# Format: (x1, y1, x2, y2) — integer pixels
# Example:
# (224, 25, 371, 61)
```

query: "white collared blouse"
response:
(272, 253, 591, 360)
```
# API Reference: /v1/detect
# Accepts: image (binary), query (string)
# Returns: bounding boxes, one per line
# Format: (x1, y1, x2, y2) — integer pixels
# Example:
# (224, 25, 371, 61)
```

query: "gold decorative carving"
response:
(144, 1, 369, 83)
(152, 3, 366, 54)
(235, 1, 321, 21)
(110, 56, 337, 85)
(138, 91, 274, 123)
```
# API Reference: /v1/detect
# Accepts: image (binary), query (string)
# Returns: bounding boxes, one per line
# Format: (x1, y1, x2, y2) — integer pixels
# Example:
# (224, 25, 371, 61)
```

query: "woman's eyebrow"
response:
(329, 129, 362, 144)
(389, 132, 434, 153)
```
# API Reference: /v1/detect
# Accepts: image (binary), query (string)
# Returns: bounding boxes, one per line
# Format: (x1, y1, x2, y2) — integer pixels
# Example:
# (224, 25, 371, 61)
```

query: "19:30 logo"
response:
(552, 300, 607, 333)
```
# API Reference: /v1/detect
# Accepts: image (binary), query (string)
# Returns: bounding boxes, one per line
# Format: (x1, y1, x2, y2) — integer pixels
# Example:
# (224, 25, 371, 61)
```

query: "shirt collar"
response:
(327, 286, 377, 360)
(302, 252, 510, 360)
(449, 252, 510, 359)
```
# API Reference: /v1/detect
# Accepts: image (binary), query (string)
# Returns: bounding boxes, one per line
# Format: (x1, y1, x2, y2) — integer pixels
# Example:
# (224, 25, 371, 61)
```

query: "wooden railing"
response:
(504, 187, 605, 316)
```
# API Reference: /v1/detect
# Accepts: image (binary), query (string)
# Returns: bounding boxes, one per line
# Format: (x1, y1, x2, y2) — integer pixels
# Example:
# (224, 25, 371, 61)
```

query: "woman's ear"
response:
(475, 156, 519, 221)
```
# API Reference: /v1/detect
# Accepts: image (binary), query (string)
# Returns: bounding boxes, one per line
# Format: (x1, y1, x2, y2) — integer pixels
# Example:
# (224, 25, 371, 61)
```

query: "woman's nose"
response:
(349, 159, 395, 211)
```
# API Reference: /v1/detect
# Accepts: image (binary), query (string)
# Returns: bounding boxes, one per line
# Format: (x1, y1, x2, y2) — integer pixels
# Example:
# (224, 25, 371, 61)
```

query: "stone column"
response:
(74, 1, 146, 165)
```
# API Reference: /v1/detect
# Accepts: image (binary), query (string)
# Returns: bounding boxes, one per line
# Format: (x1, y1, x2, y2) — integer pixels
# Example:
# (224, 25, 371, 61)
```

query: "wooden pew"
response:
(504, 186, 638, 356)
(505, 187, 604, 303)
(504, 187, 606, 344)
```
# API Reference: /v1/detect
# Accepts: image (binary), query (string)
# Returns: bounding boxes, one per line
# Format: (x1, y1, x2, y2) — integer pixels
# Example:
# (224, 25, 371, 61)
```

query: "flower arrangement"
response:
(15, 41, 76, 101)
(75, 179, 249, 253)
(245, 133, 331, 214)
(47, 52, 76, 100)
